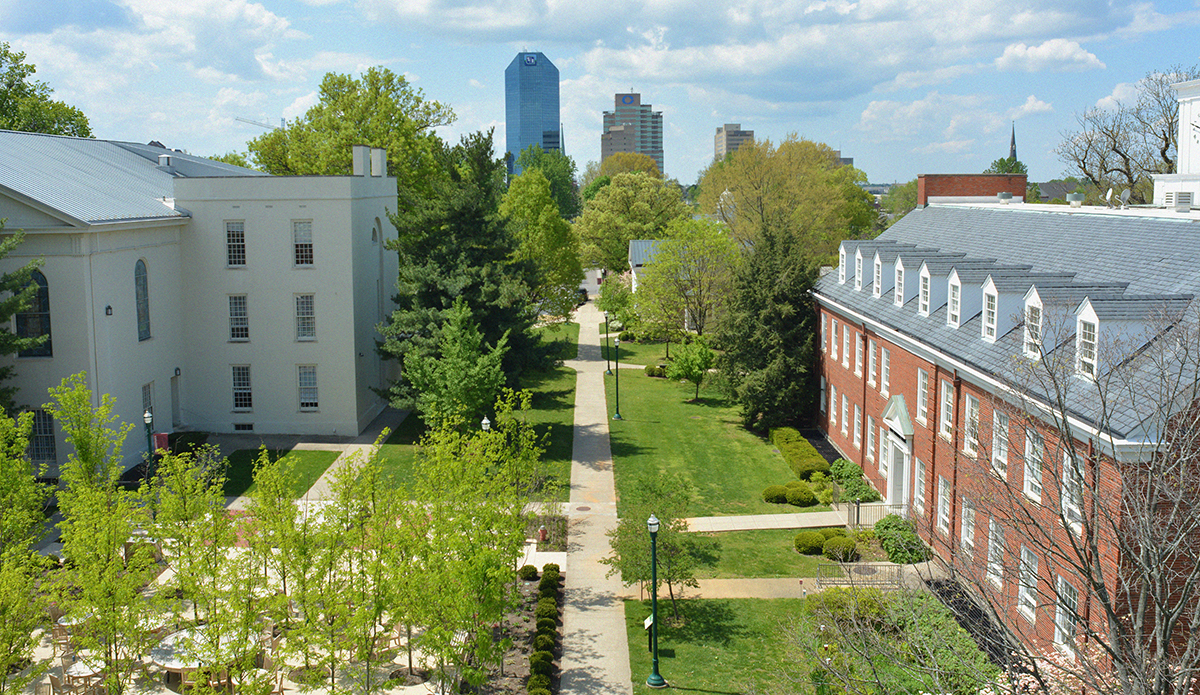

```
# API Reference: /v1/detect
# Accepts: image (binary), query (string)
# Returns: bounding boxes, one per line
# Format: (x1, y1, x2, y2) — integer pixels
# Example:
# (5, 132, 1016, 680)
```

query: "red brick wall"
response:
(917, 174, 1029, 206)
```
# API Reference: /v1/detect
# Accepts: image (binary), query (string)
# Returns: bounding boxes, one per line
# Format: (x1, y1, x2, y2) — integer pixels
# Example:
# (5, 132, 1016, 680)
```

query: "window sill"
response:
(991, 465, 1007, 480)
(1018, 607, 1036, 625)
(229, 339, 250, 344)
(226, 265, 247, 270)
(1024, 490, 1042, 505)
(299, 408, 319, 413)
(986, 575, 1002, 590)
(296, 338, 317, 343)
(232, 409, 253, 414)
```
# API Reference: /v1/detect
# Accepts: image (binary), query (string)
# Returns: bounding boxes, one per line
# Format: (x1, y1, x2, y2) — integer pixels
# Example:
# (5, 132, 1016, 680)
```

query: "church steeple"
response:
(1009, 122, 1017, 161)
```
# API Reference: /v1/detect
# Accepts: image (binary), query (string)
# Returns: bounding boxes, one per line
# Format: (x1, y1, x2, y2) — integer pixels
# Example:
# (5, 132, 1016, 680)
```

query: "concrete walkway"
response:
(559, 301, 634, 695)
(685, 510, 845, 533)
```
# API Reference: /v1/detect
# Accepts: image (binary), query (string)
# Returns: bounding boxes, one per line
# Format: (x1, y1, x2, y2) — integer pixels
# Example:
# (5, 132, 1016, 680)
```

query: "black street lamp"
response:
(646, 514, 666, 688)
(143, 409, 154, 465)
(604, 311, 612, 375)
(613, 337, 622, 421)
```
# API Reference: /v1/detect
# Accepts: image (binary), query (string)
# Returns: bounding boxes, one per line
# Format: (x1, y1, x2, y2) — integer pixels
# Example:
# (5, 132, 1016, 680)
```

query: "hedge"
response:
(528, 674, 551, 692)
(771, 427, 832, 480)
(530, 650, 554, 676)
(875, 514, 932, 564)
(819, 527, 847, 540)
(785, 482, 817, 507)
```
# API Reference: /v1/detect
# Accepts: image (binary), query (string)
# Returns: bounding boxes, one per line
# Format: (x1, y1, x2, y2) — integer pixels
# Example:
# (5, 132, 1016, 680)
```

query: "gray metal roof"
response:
(816, 204, 1200, 439)
(629, 239, 662, 267)
(0, 129, 264, 226)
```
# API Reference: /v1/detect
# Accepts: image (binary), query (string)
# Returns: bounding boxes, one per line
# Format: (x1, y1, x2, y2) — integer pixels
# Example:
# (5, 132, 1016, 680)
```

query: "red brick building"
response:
(812, 177, 1200, 678)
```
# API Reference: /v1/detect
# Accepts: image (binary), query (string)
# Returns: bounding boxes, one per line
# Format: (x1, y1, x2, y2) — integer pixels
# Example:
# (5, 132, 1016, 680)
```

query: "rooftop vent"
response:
(1165, 191, 1194, 213)
(998, 191, 1013, 204)
(1066, 192, 1085, 207)
(158, 154, 172, 168)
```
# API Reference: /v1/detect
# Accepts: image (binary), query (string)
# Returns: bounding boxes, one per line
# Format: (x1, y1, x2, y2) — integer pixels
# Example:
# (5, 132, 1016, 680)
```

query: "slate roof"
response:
(628, 239, 662, 267)
(0, 129, 264, 226)
(814, 204, 1200, 441)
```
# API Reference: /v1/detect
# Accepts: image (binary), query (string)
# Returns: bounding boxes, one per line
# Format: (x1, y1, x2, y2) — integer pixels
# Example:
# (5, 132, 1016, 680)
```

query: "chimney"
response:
(370, 147, 387, 177)
(351, 145, 370, 176)
(916, 174, 1028, 207)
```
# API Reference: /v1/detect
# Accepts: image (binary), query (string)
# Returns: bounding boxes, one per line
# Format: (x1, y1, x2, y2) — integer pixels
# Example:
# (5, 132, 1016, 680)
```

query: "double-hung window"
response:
(853, 405, 862, 448)
(919, 274, 930, 315)
(894, 267, 905, 306)
(1024, 431, 1044, 502)
(830, 319, 839, 361)
(867, 340, 877, 385)
(878, 426, 888, 475)
(829, 386, 837, 427)
(232, 365, 253, 411)
(937, 476, 951, 534)
(296, 294, 316, 341)
(880, 348, 890, 395)
(840, 395, 849, 437)
(842, 328, 850, 369)
(1078, 320, 1097, 377)
(916, 369, 929, 424)
(854, 336, 863, 375)
(873, 259, 882, 297)
(963, 395, 980, 456)
(948, 281, 961, 326)
(985, 520, 1004, 586)
(855, 256, 863, 291)
(229, 295, 249, 341)
(1024, 303, 1042, 358)
(298, 365, 319, 410)
(983, 292, 998, 340)
(839, 249, 846, 283)
(1018, 546, 1039, 621)
(1055, 577, 1079, 647)
(135, 260, 151, 341)
(30, 410, 56, 463)
(1062, 452, 1084, 531)
(226, 221, 246, 267)
(960, 497, 976, 552)
(293, 220, 314, 266)
(819, 377, 827, 412)
(866, 417, 875, 460)
(17, 270, 52, 357)
(913, 459, 926, 514)
(939, 381, 954, 439)
(821, 316, 827, 352)
(992, 410, 1010, 476)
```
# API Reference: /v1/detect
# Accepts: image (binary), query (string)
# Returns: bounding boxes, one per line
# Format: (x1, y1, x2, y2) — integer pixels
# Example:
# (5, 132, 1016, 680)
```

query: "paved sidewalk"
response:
(685, 510, 845, 533)
(617, 577, 823, 600)
(559, 302, 634, 695)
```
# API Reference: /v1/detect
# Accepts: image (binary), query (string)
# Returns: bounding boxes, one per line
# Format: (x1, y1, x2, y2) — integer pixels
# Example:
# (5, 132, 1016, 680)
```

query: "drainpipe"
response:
(950, 373, 962, 559)
(859, 326, 869, 471)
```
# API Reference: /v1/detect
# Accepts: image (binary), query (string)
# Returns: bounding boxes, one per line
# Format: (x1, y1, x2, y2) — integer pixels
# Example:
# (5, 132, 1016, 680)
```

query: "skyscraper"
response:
(505, 52, 560, 176)
(714, 123, 753, 161)
(601, 93, 663, 174)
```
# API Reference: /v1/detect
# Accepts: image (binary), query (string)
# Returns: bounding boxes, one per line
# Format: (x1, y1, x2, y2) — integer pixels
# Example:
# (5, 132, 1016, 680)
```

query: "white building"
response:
(1153, 78, 1200, 208)
(0, 131, 400, 475)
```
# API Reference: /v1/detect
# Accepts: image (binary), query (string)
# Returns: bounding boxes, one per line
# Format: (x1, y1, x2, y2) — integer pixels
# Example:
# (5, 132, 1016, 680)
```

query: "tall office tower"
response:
(714, 123, 754, 161)
(505, 51, 560, 176)
(601, 93, 664, 174)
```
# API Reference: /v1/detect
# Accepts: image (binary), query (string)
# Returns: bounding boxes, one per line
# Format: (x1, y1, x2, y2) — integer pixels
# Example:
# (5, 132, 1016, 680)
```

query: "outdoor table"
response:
(64, 652, 103, 689)
(57, 613, 92, 627)
(149, 627, 257, 683)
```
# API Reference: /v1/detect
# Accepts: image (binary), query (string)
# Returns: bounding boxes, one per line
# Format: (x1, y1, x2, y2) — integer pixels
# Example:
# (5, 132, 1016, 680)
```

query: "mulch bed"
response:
(476, 570, 561, 694)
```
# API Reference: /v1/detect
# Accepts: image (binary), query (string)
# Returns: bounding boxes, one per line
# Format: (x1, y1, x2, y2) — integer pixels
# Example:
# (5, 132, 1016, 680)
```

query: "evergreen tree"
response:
(715, 225, 818, 430)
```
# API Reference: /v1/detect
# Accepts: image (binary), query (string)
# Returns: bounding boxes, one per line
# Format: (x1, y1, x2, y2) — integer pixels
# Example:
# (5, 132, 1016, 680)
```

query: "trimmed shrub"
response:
(819, 527, 847, 540)
(527, 674, 551, 692)
(530, 650, 554, 676)
(785, 482, 817, 507)
(529, 689, 552, 695)
(539, 572, 560, 596)
(771, 427, 832, 480)
(875, 514, 932, 564)
(644, 364, 658, 377)
(794, 530, 826, 555)
(816, 487, 834, 506)
(785, 479, 805, 489)
(517, 564, 539, 581)
(534, 598, 559, 622)
(542, 563, 560, 573)
(823, 536, 859, 562)
(840, 476, 882, 503)
(618, 330, 637, 342)
(762, 484, 788, 504)
(534, 634, 555, 652)
(539, 584, 558, 600)
(536, 618, 557, 636)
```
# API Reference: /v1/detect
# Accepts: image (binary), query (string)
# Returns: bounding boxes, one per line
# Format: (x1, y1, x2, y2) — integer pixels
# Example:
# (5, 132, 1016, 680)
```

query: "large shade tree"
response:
(0, 42, 91, 136)
(500, 168, 584, 321)
(574, 172, 689, 272)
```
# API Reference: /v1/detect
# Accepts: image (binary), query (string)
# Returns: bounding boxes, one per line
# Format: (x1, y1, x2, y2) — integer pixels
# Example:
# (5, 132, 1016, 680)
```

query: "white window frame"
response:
(1024, 301, 1042, 359)
(986, 520, 1004, 587)
(840, 394, 849, 437)
(992, 409, 1010, 477)
(867, 340, 877, 386)
(914, 459, 926, 514)
(948, 281, 961, 327)
(829, 385, 837, 427)
(226, 220, 246, 267)
(916, 369, 929, 424)
(960, 497, 976, 552)
(1077, 319, 1097, 377)
(880, 348, 890, 396)
(855, 254, 863, 291)
(839, 248, 847, 283)
(963, 394, 980, 456)
(1055, 576, 1080, 648)
(983, 292, 998, 340)
(1018, 546, 1039, 622)
(937, 475, 951, 534)
(939, 380, 954, 440)
(919, 272, 931, 316)
(873, 257, 882, 297)
(866, 417, 875, 460)
(1062, 452, 1084, 532)
(293, 220, 314, 267)
(842, 328, 850, 369)
(296, 294, 316, 341)
(819, 377, 827, 412)
(853, 405, 862, 448)
(232, 365, 253, 411)
(1024, 431, 1044, 502)
(298, 365, 319, 411)
(894, 266, 905, 306)
(821, 315, 827, 352)
(229, 294, 249, 342)
(854, 335, 863, 376)
(830, 319, 839, 361)
(879, 427, 889, 476)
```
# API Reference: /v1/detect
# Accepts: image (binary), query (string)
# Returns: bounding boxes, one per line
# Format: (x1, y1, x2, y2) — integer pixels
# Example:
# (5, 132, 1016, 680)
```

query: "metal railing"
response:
(846, 501, 906, 528)
(816, 562, 904, 590)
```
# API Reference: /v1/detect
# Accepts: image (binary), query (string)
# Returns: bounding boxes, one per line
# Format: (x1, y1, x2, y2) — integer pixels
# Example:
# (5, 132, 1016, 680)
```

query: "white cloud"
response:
(282, 91, 320, 120)
(1096, 82, 1139, 110)
(916, 139, 974, 154)
(994, 39, 1105, 72)
(1008, 95, 1053, 119)
(878, 64, 981, 92)
(468, 78, 485, 88)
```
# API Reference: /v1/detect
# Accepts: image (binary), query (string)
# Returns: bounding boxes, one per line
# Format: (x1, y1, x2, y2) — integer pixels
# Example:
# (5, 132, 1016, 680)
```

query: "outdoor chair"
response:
(51, 625, 71, 657)
(245, 654, 283, 695)
(179, 668, 199, 693)
(49, 674, 82, 695)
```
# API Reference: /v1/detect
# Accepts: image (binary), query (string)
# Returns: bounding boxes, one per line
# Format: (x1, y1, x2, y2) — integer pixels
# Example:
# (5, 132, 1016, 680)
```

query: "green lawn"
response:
(624, 598, 808, 695)
(600, 338, 674, 366)
(223, 448, 341, 498)
(605, 373, 824, 517)
(540, 321, 580, 361)
(693, 529, 837, 579)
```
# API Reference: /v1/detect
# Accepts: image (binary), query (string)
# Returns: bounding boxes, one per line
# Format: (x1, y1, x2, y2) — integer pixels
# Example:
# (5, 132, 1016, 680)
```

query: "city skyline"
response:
(504, 51, 560, 176)
(3, 1, 1199, 183)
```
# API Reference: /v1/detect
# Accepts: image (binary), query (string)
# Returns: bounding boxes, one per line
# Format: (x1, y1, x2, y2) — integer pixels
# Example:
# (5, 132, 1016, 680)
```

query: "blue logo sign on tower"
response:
(524, 55, 537, 66)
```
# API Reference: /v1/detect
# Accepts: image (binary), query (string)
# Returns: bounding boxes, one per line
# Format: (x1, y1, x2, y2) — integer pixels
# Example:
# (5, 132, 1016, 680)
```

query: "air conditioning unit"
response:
(1166, 191, 1194, 213)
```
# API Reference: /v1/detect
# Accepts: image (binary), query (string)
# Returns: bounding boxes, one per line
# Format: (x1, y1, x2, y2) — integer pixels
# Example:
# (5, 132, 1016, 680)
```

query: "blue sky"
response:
(5, 0, 1200, 185)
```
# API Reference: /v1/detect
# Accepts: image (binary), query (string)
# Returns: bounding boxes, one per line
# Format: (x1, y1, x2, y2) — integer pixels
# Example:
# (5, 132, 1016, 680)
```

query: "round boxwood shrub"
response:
(542, 562, 560, 574)
(517, 564, 539, 581)
(527, 674, 551, 692)
(536, 618, 557, 635)
(823, 536, 859, 562)
(794, 530, 826, 555)
(785, 482, 816, 507)
(762, 484, 788, 504)
(534, 633, 556, 652)
(785, 479, 805, 489)
(618, 330, 637, 342)
(820, 527, 847, 540)
(529, 689, 551, 695)
(644, 364, 658, 377)
(530, 650, 554, 676)
(534, 598, 558, 622)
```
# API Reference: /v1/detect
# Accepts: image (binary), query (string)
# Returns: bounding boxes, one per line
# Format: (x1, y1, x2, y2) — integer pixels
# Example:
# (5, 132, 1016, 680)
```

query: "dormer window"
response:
(855, 254, 863, 291)
(948, 281, 961, 327)
(1077, 319, 1097, 377)
(839, 248, 847, 284)
(894, 267, 905, 307)
(982, 292, 997, 340)
(919, 273, 930, 316)
(1024, 302, 1042, 359)
(873, 258, 882, 298)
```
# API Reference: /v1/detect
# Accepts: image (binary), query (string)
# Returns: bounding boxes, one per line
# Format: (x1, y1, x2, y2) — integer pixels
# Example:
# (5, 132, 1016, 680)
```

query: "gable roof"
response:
(0, 129, 264, 226)
(629, 239, 662, 267)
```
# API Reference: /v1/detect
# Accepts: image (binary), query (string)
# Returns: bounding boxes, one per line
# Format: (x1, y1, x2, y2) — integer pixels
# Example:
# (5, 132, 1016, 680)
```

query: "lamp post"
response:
(613, 337, 622, 420)
(604, 311, 612, 375)
(143, 409, 154, 465)
(646, 514, 666, 689)
(481, 416, 491, 432)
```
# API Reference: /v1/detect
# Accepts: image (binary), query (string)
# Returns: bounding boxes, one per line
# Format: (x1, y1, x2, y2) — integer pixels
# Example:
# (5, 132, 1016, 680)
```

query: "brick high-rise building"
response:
(714, 123, 753, 161)
(601, 93, 663, 174)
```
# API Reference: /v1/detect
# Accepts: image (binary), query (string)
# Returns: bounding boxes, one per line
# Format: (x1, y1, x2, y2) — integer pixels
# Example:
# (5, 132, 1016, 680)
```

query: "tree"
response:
(404, 297, 509, 431)
(599, 152, 662, 179)
(1057, 65, 1200, 204)
(500, 168, 585, 321)
(379, 130, 544, 408)
(666, 338, 715, 402)
(984, 156, 1028, 175)
(634, 218, 740, 337)
(596, 271, 636, 330)
(0, 42, 91, 137)
(714, 224, 818, 430)
(881, 179, 918, 227)
(574, 172, 689, 272)
(0, 223, 49, 415)
(697, 135, 876, 256)
(581, 174, 611, 203)
(515, 145, 580, 219)
(208, 151, 253, 168)
(246, 66, 453, 201)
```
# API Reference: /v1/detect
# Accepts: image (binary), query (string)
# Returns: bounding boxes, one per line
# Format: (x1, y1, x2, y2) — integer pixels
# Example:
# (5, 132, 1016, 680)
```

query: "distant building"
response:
(505, 52, 561, 176)
(601, 93, 664, 174)
(714, 124, 753, 161)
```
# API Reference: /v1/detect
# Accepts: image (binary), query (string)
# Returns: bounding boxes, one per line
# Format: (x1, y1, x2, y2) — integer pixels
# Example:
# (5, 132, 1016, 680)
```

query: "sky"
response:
(4, 0, 1200, 186)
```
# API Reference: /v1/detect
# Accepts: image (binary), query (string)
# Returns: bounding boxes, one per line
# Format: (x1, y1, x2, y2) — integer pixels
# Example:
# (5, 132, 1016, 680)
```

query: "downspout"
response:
(83, 234, 101, 406)
(859, 327, 869, 471)
(950, 373, 962, 558)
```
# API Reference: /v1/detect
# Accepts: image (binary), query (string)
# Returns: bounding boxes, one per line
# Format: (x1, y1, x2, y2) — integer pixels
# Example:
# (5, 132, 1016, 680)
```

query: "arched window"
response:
(135, 260, 151, 341)
(17, 270, 52, 357)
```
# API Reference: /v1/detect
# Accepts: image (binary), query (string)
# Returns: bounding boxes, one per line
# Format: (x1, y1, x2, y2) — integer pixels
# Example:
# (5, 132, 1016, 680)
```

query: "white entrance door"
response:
(886, 433, 910, 513)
